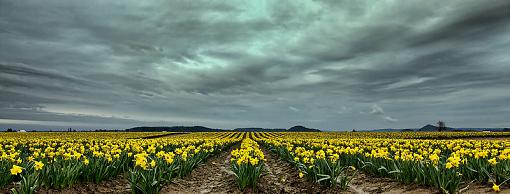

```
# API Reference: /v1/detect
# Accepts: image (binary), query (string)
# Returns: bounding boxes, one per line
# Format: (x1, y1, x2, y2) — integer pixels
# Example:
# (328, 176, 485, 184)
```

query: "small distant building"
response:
(17, 130, 27, 133)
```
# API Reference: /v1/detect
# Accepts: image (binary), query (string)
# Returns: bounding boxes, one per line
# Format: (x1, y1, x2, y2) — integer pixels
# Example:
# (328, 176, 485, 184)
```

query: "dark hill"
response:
(288, 125, 321, 132)
(233, 128, 286, 132)
(233, 125, 320, 132)
(126, 125, 321, 132)
(418, 124, 454, 131)
(125, 126, 228, 132)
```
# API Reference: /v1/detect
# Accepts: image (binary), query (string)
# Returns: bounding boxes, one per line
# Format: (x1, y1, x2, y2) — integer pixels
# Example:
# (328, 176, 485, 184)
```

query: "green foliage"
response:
(267, 144, 356, 190)
(128, 150, 217, 194)
(297, 158, 356, 189)
(81, 154, 130, 183)
(175, 152, 208, 178)
(38, 159, 83, 189)
(12, 173, 39, 194)
(231, 162, 264, 189)
(0, 161, 13, 187)
(128, 165, 165, 194)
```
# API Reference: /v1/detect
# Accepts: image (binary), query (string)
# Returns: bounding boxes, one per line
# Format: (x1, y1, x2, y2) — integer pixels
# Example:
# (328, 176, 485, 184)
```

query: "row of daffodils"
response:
(254, 132, 510, 193)
(0, 132, 243, 194)
(252, 131, 510, 140)
(230, 137, 265, 190)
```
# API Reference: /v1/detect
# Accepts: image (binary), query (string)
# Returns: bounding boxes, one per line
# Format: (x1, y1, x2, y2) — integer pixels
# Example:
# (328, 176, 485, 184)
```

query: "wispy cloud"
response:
(370, 104, 385, 115)
(289, 106, 300, 112)
(369, 104, 399, 123)
(383, 116, 399, 123)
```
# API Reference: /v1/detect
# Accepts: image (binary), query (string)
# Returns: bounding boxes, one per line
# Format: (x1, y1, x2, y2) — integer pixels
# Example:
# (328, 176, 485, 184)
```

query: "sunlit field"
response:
(1, 131, 510, 193)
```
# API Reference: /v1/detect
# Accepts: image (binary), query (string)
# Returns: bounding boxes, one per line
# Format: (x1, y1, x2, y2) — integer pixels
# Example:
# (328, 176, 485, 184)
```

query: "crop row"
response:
(254, 133, 510, 193)
(230, 137, 265, 189)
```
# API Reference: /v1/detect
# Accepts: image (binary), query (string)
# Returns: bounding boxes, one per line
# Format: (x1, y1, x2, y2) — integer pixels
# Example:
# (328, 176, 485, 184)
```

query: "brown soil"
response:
(461, 183, 510, 194)
(161, 145, 241, 194)
(349, 173, 438, 194)
(36, 175, 131, 194)
(0, 183, 15, 194)
(348, 168, 510, 194)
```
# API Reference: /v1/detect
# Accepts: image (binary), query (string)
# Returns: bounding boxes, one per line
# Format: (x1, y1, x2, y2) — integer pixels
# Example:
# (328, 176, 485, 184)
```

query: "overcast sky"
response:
(1, 0, 510, 130)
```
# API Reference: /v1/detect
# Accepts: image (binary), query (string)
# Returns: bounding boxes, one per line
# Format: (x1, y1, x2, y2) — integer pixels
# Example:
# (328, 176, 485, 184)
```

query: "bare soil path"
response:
(349, 173, 436, 194)
(161, 145, 241, 194)
(36, 175, 130, 194)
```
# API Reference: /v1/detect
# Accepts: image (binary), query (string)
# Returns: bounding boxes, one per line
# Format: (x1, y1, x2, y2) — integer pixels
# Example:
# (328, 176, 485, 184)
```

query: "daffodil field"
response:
(0, 132, 241, 194)
(2, 131, 510, 193)
(255, 132, 510, 193)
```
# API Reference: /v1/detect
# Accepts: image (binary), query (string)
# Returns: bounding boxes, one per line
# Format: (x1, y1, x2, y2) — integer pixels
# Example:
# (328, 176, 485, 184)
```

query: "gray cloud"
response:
(369, 104, 385, 115)
(368, 104, 399, 123)
(1, 0, 509, 130)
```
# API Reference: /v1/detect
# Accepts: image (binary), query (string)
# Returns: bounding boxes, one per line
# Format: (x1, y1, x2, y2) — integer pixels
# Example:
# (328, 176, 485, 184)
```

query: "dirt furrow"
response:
(161, 145, 241, 194)
(36, 175, 130, 194)
(258, 148, 345, 194)
(349, 173, 436, 194)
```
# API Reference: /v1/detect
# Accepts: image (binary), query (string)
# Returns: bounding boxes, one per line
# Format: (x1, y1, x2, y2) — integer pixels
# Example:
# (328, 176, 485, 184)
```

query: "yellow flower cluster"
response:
(10, 165, 23, 175)
(134, 153, 150, 170)
(34, 161, 44, 170)
(231, 138, 265, 166)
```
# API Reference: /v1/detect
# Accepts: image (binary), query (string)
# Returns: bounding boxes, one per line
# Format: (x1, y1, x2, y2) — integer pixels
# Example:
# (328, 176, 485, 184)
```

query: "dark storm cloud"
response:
(1, 0, 509, 130)
(410, 1, 510, 46)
